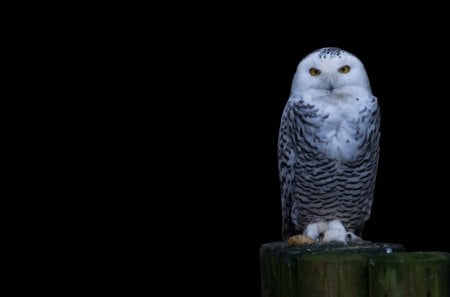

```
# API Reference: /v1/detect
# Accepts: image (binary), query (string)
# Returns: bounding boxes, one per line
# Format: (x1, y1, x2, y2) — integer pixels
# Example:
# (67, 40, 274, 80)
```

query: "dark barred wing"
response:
(278, 99, 296, 240)
(278, 97, 321, 240)
(346, 99, 380, 235)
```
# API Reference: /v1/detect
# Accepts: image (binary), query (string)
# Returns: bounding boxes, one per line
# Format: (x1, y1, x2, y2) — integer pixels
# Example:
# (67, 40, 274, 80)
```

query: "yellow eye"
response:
(338, 65, 351, 73)
(309, 68, 321, 76)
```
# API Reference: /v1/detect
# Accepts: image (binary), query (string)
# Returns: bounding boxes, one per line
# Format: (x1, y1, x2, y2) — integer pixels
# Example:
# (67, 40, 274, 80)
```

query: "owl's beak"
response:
(323, 74, 336, 92)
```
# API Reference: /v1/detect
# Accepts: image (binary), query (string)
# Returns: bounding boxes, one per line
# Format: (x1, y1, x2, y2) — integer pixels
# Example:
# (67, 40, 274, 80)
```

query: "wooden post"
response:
(260, 241, 404, 297)
(261, 242, 449, 297)
(296, 254, 371, 297)
(368, 252, 450, 297)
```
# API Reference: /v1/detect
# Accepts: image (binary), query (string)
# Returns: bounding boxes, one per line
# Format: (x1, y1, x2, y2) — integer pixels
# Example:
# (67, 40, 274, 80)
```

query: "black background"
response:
(26, 7, 450, 296)
(148, 19, 449, 296)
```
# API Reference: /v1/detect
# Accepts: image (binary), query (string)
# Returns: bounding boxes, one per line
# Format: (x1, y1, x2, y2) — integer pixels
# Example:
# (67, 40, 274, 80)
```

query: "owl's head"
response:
(291, 48, 371, 96)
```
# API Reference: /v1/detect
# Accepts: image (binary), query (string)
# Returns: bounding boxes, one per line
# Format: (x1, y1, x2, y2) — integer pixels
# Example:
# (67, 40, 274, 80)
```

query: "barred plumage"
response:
(278, 48, 380, 242)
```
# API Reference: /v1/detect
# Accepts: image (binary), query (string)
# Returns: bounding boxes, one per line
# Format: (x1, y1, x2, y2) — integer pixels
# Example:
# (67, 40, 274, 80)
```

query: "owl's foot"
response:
(303, 221, 328, 241)
(303, 220, 361, 243)
(322, 229, 361, 242)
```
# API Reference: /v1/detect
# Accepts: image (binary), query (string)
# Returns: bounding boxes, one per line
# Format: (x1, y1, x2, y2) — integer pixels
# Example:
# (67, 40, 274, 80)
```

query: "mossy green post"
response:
(368, 252, 449, 297)
(260, 241, 404, 297)
(296, 254, 371, 297)
(261, 242, 449, 297)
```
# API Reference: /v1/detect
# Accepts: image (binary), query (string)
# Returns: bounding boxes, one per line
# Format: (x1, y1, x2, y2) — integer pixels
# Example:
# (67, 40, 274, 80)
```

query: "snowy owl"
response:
(278, 47, 380, 243)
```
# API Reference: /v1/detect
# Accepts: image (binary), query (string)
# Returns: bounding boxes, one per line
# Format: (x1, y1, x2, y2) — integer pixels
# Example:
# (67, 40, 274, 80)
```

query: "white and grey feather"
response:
(278, 48, 380, 240)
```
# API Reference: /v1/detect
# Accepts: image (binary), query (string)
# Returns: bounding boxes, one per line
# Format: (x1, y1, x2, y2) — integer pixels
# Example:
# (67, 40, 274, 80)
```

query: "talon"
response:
(345, 233, 352, 242)
(318, 233, 324, 242)
(346, 232, 362, 242)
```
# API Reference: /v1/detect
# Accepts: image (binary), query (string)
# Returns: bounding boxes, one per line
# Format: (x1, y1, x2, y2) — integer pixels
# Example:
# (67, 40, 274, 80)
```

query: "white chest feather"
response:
(320, 112, 360, 161)
(304, 92, 370, 161)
